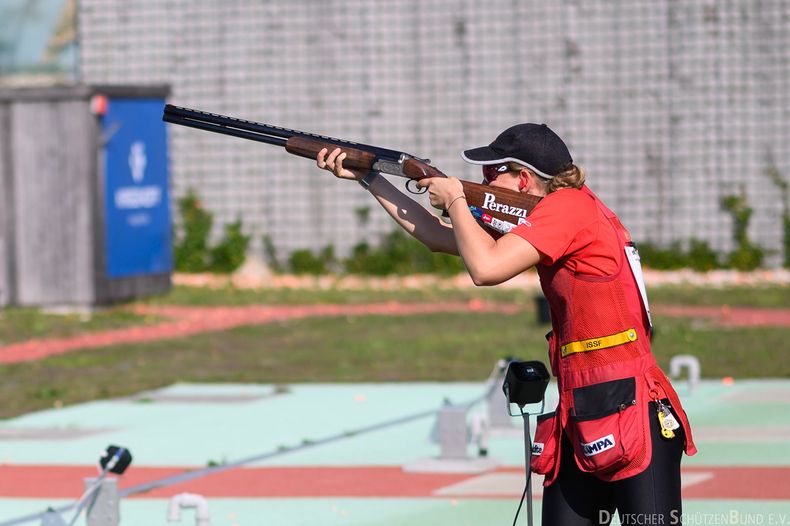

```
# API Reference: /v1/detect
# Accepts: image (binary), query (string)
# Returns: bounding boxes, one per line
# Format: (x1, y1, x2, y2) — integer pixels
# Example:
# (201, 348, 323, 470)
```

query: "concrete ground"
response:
(0, 379, 788, 526)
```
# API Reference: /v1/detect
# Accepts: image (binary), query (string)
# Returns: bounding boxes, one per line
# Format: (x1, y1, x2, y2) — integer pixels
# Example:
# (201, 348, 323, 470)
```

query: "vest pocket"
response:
(530, 411, 559, 475)
(569, 377, 639, 473)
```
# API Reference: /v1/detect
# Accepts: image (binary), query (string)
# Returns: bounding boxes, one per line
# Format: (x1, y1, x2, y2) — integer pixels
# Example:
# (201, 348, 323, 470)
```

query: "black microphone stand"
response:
(502, 361, 550, 526)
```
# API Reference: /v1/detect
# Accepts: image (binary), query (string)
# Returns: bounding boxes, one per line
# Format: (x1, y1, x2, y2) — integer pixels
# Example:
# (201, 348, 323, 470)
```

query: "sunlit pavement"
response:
(1, 379, 788, 525)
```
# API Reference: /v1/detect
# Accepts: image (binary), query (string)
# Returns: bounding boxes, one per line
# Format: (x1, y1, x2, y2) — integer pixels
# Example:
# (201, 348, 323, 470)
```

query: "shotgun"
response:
(162, 105, 541, 234)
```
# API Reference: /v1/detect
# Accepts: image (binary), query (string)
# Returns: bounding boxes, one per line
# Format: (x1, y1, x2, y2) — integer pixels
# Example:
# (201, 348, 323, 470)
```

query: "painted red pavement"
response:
(0, 465, 470, 499)
(1, 465, 788, 500)
(0, 301, 521, 365)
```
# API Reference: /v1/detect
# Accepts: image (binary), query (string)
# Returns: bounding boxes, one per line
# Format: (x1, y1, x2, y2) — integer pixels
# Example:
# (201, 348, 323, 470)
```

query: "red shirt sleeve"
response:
(511, 189, 602, 266)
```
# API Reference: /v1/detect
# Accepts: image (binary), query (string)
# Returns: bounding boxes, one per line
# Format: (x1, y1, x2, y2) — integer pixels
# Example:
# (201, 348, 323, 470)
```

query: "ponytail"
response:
(548, 164, 586, 193)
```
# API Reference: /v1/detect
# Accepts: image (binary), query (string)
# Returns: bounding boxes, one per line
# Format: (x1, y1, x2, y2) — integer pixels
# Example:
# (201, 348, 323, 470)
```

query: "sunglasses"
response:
(482, 163, 512, 184)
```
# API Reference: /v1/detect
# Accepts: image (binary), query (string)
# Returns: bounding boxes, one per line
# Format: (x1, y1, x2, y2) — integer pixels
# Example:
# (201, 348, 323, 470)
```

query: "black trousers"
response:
(542, 402, 685, 526)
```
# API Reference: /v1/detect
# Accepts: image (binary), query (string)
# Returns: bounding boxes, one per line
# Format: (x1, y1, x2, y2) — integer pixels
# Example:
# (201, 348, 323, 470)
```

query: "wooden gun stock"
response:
(402, 158, 447, 180)
(285, 136, 377, 170)
(403, 158, 542, 233)
(287, 138, 541, 234)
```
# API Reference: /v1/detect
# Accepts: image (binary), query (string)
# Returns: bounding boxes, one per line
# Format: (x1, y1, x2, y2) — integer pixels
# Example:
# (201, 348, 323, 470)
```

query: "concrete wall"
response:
(77, 0, 790, 264)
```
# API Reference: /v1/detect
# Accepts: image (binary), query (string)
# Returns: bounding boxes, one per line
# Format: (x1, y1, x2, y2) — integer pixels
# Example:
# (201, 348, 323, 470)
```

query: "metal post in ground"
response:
(82, 478, 120, 526)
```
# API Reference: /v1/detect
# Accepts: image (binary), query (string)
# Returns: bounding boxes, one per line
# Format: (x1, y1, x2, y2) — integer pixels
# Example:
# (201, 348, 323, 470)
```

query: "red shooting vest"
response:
(532, 186, 696, 484)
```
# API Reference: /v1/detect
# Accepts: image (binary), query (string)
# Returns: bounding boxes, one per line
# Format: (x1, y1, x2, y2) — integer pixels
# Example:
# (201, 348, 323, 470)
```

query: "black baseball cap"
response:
(461, 123, 572, 179)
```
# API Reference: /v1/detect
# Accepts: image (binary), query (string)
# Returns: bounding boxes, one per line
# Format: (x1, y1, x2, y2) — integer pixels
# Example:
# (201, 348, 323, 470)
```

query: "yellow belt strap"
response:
(561, 328, 638, 358)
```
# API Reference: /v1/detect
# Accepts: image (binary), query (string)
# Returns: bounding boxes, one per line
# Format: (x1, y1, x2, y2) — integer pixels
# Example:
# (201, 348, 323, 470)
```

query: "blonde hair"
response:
(547, 164, 586, 193)
(508, 162, 587, 193)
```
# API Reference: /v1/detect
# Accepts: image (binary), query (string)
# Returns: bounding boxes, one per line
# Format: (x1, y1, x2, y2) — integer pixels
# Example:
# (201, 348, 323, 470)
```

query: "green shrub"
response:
(343, 230, 465, 275)
(174, 189, 250, 273)
(721, 188, 765, 271)
(721, 193, 752, 247)
(765, 165, 789, 268)
(638, 239, 722, 272)
(289, 246, 336, 275)
(727, 242, 764, 271)
(636, 242, 688, 270)
(208, 219, 251, 272)
(428, 250, 467, 276)
(783, 215, 790, 270)
(344, 242, 395, 275)
(174, 189, 213, 272)
(686, 239, 722, 272)
(382, 229, 435, 275)
(262, 234, 284, 273)
(354, 206, 372, 226)
(639, 188, 771, 272)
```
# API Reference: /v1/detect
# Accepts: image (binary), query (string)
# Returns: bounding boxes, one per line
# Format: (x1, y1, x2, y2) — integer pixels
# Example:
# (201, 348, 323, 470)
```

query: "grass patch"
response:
(0, 284, 784, 345)
(0, 307, 155, 345)
(1, 282, 787, 418)
(153, 283, 789, 308)
(650, 317, 789, 377)
(647, 284, 789, 308)
(2, 307, 788, 418)
(0, 311, 549, 418)
(148, 284, 534, 306)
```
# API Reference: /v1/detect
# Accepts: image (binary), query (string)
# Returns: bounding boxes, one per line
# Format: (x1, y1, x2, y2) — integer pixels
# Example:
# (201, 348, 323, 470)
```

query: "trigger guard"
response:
(406, 180, 427, 194)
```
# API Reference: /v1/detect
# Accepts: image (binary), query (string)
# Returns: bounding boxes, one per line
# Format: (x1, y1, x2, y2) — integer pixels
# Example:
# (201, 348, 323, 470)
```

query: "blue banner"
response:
(103, 98, 172, 278)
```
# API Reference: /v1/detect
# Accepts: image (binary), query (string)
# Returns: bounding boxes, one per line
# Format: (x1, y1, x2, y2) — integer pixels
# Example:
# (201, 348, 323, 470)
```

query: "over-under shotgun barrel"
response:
(162, 104, 543, 234)
(163, 104, 404, 161)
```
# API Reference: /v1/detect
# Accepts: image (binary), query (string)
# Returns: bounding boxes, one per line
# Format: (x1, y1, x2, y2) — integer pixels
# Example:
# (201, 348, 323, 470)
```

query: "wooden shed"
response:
(0, 85, 172, 307)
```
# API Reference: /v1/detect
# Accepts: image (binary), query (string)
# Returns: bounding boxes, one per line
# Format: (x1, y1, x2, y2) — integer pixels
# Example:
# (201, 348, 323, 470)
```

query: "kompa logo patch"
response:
(531, 443, 544, 456)
(581, 434, 616, 457)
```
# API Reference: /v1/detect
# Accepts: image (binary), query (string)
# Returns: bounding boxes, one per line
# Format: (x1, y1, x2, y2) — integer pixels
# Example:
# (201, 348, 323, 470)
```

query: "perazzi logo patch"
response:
(482, 193, 528, 218)
(531, 443, 544, 456)
(581, 434, 616, 457)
